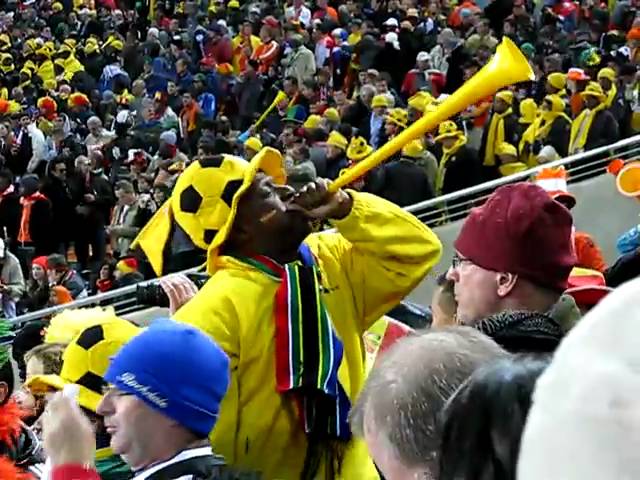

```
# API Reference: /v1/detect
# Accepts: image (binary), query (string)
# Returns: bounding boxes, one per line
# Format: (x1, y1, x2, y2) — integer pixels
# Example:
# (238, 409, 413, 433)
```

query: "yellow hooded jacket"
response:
(63, 55, 85, 81)
(173, 191, 442, 479)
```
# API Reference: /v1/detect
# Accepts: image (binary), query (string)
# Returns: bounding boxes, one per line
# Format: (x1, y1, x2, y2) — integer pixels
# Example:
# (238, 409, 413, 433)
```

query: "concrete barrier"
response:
(406, 174, 640, 305)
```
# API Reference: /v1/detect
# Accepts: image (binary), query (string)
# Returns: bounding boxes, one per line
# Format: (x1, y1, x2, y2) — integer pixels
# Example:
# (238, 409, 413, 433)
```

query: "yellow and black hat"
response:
(133, 148, 286, 275)
(27, 317, 141, 412)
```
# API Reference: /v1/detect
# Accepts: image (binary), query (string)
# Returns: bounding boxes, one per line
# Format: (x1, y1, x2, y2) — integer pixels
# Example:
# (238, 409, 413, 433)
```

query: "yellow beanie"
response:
(327, 131, 348, 150)
(547, 72, 566, 90)
(245, 136, 263, 152)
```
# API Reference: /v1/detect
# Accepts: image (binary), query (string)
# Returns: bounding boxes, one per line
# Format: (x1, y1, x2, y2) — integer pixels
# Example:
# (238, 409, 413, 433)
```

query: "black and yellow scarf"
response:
(483, 108, 512, 166)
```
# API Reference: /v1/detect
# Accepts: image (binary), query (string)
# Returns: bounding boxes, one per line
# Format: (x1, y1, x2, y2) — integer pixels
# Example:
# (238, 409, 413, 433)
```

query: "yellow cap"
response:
(347, 136, 373, 161)
(547, 72, 566, 90)
(323, 107, 340, 123)
(228, 0, 240, 7)
(303, 114, 322, 129)
(597, 67, 616, 82)
(52, 2, 64, 11)
(580, 81, 606, 100)
(326, 130, 348, 150)
(543, 94, 566, 113)
(371, 94, 390, 109)
(434, 120, 462, 142)
(495, 90, 514, 105)
(519, 98, 537, 124)
(496, 142, 518, 157)
(27, 317, 141, 412)
(385, 108, 408, 128)
(245, 136, 263, 152)
(499, 162, 529, 176)
(401, 139, 425, 158)
(408, 91, 434, 112)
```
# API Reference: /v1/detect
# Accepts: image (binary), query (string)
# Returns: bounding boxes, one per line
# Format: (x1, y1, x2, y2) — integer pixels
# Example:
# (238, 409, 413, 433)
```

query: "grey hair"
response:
(359, 84, 376, 101)
(350, 327, 507, 471)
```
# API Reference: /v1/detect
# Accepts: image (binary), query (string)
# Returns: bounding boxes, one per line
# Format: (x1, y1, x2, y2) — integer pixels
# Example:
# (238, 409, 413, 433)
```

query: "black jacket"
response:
(440, 145, 483, 196)
(537, 115, 571, 158)
(366, 159, 434, 207)
(68, 172, 115, 227)
(0, 188, 20, 250)
(585, 108, 620, 151)
(41, 176, 76, 244)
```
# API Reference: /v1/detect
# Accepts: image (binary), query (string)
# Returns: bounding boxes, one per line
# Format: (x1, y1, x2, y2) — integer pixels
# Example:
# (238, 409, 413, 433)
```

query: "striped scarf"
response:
(237, 244, 351, 443)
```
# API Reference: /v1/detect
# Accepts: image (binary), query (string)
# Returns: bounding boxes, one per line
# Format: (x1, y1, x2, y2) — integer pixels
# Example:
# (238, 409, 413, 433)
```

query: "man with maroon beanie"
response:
(447, 183, 576, 352)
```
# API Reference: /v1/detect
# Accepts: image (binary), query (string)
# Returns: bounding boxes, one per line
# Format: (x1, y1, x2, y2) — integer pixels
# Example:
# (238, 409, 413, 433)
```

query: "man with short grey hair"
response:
(351, 327, 506, 480)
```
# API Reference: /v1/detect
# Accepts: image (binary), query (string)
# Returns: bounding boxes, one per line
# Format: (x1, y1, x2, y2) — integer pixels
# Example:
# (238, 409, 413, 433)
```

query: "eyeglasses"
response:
(451, 253, 473, 270)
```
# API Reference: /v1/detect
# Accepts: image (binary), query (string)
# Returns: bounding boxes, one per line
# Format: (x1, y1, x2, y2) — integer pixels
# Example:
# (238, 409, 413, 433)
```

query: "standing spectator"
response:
(46, 254, 87, 299)
(284, 34, 316, 87)
(286, 0, 312, 27)
(232, 21, 261, 75)
(480, 90, 518, 180)
(569, 82, 620, 154)
(0, 169, 20, 253)
(22, 114, 47, 175)
(447, 183, 575, 351)
(233, 60, 263, 131)
(0, 238, 25, 318)
(324, 130, 349, 179)
(401, 52, 446, 98)
(41, 158, 76, 256)
(434, 121, 482, 196)
(85, 117, 116, 154)
(17, 174, 54, 266)
(108, 180, 142, 258)
(252, 17, 280, 75)
(68, 156, 114, 273)
(42, 321, 240, 480)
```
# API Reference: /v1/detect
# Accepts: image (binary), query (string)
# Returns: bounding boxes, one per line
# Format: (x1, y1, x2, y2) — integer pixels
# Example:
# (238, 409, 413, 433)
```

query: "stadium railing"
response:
(10, 134, 640, 327)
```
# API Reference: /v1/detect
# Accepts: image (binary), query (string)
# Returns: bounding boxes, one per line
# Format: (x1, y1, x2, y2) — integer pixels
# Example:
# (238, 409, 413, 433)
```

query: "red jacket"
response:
(52, 465, 100, 480)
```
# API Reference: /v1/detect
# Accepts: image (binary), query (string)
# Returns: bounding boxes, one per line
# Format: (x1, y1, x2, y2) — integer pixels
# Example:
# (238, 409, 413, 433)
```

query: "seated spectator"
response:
(22, 255, 50, 312)
(46, 254, 87, 300)
(49, 285, 73, 306)
(113, 257, 144, 287)
(438, 356, 550, 480)
(95, 260, 116, 293)
(350, 328, 507, 480)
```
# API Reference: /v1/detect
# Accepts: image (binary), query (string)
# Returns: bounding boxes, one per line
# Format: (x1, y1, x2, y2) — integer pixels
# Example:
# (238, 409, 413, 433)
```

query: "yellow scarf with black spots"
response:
(569, 102, 605, 154)
(436, 134, 467, 195)
(483, 108, 512, 167)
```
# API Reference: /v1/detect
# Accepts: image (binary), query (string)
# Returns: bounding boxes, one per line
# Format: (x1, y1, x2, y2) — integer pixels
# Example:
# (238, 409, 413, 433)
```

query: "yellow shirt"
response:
(231, 34, 261, 75)
(174, 191, 442, 479)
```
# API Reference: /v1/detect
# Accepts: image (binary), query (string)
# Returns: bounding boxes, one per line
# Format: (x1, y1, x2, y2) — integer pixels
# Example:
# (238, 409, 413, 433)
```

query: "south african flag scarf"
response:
(236, 244, 351, 441)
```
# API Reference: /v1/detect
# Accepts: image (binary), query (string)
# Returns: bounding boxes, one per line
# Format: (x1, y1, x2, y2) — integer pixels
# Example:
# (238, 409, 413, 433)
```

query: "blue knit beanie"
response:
(104, 319, 230, 437)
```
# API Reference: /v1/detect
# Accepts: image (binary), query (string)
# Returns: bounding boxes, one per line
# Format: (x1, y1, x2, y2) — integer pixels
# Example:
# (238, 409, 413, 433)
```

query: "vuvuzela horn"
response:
(616, 161, 640, 199)
(238, 90, 288, 142)
(329, 37, 535, 193)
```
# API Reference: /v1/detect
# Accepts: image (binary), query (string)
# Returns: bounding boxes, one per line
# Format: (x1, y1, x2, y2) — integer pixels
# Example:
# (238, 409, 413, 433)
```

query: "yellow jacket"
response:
(174, 192, 442, 479)
(63, 55, 85, 81)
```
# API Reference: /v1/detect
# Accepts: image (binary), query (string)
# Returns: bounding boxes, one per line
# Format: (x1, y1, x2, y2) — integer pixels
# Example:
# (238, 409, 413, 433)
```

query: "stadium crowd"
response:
(0, 0, 637, 314)
(0, 0, 639, 478)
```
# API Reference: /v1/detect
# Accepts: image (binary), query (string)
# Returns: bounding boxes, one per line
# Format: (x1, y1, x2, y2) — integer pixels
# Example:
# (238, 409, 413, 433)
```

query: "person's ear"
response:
(496, 272, 518, 298)
(0, 381, 9, 404)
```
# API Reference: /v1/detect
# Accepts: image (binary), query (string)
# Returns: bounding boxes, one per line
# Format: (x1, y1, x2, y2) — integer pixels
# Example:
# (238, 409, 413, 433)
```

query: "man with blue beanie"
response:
(41, 319, 248, 480)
